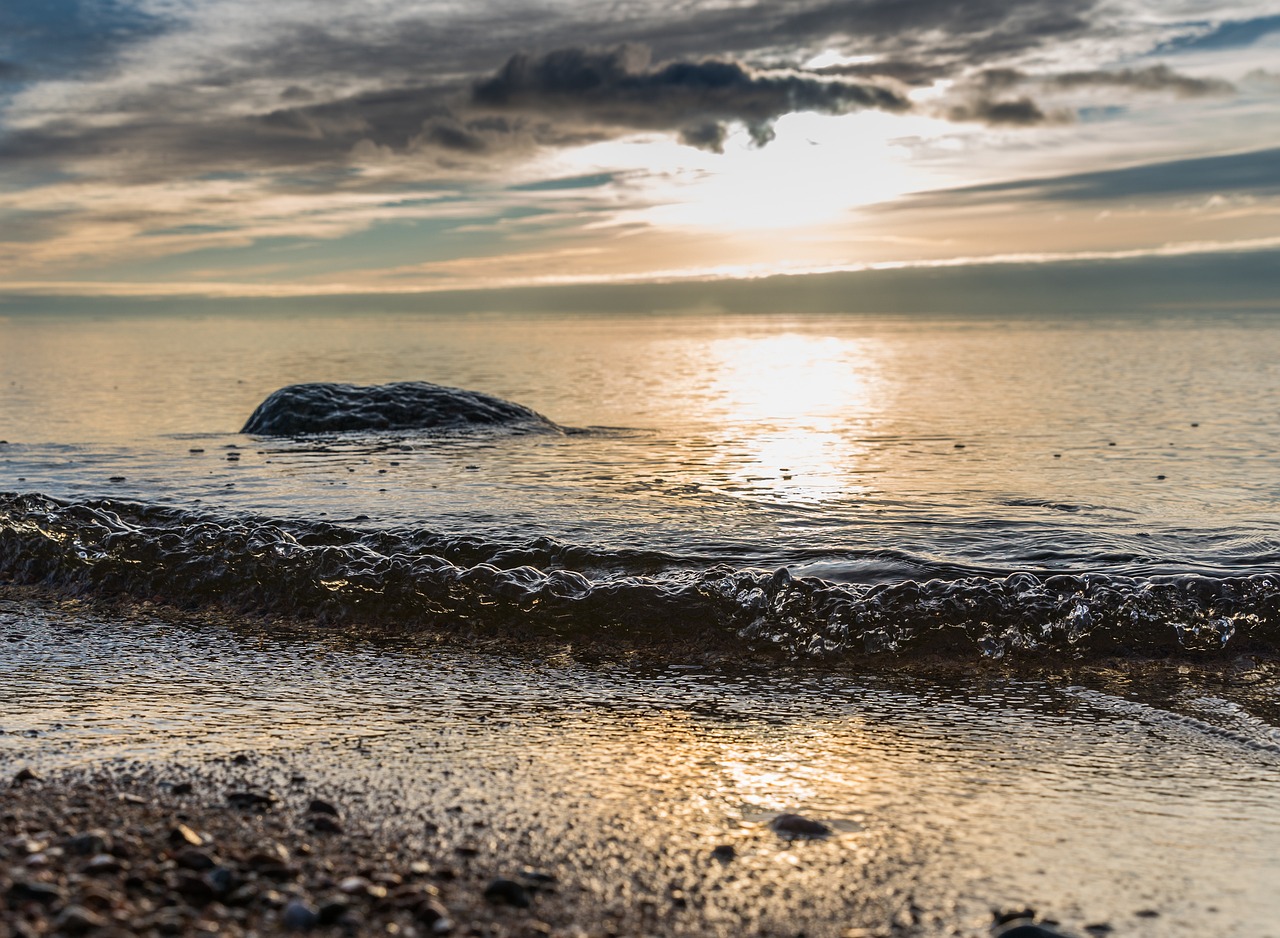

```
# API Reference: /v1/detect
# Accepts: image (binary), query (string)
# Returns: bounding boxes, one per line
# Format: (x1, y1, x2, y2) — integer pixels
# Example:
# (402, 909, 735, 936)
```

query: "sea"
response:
(2, 306, 1278, 660)
(3, 305, 1280, 935)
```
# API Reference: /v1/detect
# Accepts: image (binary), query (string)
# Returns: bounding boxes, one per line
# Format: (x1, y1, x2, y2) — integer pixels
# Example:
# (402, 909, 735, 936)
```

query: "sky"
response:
(1, 0, 1278, 302)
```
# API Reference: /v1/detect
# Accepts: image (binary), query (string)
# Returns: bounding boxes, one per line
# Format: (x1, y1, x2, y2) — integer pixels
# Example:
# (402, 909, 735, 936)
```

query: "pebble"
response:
(282, 897, 319, 931)
(226, 789, 277, 810)
(483, 878, 531, 908)
(308, 798, 340, 816)
(84, 852, 125, 874)
(995, 925, 1073, 938)
(12, 767, 41, 786)
(53, 904, 108, 934)
(308, 814, 343, 834)
(7, 879, 65, 905)
(66, 831, 108, 855)
(769, 813, 832, 837)
(170, 824, 204, 847)
(176, 847, 217, 871)
(710, 844, 736, 861)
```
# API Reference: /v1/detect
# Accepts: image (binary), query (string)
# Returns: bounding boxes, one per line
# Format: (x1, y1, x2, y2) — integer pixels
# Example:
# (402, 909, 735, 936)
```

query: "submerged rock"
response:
(241, 381, 558, 436)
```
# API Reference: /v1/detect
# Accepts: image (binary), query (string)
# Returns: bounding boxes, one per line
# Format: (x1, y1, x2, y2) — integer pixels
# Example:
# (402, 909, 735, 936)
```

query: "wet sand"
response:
(4, 589, 1280, 937)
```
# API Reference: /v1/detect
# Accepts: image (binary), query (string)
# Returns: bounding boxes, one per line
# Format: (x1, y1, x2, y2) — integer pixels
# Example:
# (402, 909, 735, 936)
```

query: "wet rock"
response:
(483, 878, 532, 908)
(282, 897, 319, 931)
(769, 813, 832, 837)
(53, 904, 108, 934)
(241, 381, 559, 436)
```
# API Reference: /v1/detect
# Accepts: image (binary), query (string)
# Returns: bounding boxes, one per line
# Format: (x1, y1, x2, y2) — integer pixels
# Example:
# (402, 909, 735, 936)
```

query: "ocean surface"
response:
(2, 306, 1280, 660)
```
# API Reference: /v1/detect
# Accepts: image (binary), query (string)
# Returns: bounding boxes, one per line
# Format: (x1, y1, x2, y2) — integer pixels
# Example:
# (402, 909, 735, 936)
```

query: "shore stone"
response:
(769, 813, 832, 837)
(282, 898, 319, 931)
(483, 878, 532, 908)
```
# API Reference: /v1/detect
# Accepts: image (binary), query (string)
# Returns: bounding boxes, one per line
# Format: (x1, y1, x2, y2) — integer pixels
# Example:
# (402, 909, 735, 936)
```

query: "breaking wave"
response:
(2, 492, 1277, 661)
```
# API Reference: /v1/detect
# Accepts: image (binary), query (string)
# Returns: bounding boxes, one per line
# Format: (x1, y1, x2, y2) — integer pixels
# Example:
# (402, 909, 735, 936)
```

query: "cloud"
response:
(921, 147, 1280, 204)
(976, 64, 1235, 97)
(943, 95, 1065, 126)
(471, 45, 910, 151)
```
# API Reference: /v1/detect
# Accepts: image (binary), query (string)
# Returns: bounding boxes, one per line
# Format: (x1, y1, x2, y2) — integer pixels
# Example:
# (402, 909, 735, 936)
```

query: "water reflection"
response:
(700, 333, 885, 502)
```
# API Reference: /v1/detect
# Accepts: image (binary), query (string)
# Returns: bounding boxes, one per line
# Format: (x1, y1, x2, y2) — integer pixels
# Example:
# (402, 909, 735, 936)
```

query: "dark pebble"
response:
(282, 897, 319, 931)
(307, 798, 340, 816)
(769, 813, 832, 837)
(954, 443, 966, 449)
(484, 878, 532, 908)
(176, 847, 217, 871)
(318, 899, 351, 925)
(12, 767, 41, 786)
(53, 905, 108, 934)
(414, 897, 451, 926)
(67, 831, 109, 855)
(205, 866, 238, 896)
(170, 781, 194, 796)
(994, 909, 1037, 926)
(1135, 909, 1160, 918)
(7, 879, 65, 905)
(227, 789, 277, 810)
(995, 925, 1071, 938)
(308, 814, 343, 834)
(710, 844, 736, 861)
(1084, 925, 1114, 935)
(189, 448, 204, 453)
(519, 869, 557, 885)
(1156, 475, 1166, 480)
(108, 475, 126, 482)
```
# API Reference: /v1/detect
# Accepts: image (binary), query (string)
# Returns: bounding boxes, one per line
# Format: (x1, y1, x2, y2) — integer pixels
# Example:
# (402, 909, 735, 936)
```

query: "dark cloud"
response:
(472, 45, 909, 151)
(944, 96, 1061, 126)
(976, 64, 1235, 97)
(921, 147, 1280, 204)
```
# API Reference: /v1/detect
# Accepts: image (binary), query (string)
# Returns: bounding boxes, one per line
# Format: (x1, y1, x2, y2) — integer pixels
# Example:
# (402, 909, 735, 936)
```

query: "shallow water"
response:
(3, 598, 1279, 936)
(3, 308, 1279, 659)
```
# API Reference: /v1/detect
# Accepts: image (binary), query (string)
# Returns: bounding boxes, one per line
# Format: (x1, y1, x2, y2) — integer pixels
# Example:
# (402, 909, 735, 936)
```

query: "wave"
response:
(241, 381, 560, 435)
(1, 492, 1277, 661)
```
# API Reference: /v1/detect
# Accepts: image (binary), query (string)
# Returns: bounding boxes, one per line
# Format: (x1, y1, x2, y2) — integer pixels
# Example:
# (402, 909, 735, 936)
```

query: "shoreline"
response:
(4, 585, 1280, 936)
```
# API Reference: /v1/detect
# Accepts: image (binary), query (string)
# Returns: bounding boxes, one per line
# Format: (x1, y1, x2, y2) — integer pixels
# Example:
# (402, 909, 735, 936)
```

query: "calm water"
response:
(2, 307, 1279, 658)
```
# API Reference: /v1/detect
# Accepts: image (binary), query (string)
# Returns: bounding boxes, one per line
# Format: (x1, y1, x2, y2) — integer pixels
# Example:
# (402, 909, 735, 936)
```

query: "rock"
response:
(307, 814, 343, 834)
(204, 866, 238, 896)
(7, 879, 65, 905)
(414, 897, 451, 928)
(227, 790, 277, 810)
(84, 852, 125, 874)
(318, 898, 351, 925)
(170, 781, 194, 796)
(11, 767, 41, 786)
(66, 831, 109, 855)
(170, 824, 204, 847)
(175, 848, 217, 871)
(710, 844, 736, 861)
(307, 798, 340, 816)
(995, 925, 1074, 938)
(53, 905, 108, 934)
(483, 878, 532, 908)
(282, 898, 319, 931)
(769, 813, 832, 837)
(240, 381, 560, 436)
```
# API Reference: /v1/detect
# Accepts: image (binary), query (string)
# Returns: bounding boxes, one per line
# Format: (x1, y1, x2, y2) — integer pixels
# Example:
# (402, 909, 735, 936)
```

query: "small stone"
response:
(414, 898, 451, 927)
(994, 909, 1037, 926)
(227, 790, 277, 810)
(308, 814, 343, 834)
(54, 905, 108, 934)
(84, 852, 125, 874)
(170, 824, 204, 847)
(307, 798, 340, 816)
(710, 844, 736, 861)
(282, 898, 319, 931)
(12, 767, 41, 786)
(995, 925, 1073, 938)
(119, 792, 146, 805)
(769, 813, 832, 837)
(204, 866, 238, 896)
(318, 899, 351, 925)
(67, 831, 108, 855)
(483, 878, 531, 908)
(338, 876, 372, 895)
(1134, 909, 1160, 918)
(171, 782, 194, 796)
(7, 879, 65, 905)
(176, 848, 217, 871)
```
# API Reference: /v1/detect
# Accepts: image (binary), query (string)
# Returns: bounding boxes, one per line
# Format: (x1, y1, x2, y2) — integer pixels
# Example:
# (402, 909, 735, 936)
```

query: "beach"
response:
(4, 588, 1280, 937)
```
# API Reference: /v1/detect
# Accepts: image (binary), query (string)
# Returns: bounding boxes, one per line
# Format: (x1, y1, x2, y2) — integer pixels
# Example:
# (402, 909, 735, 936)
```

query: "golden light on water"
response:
(699, 332, 883, 501)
